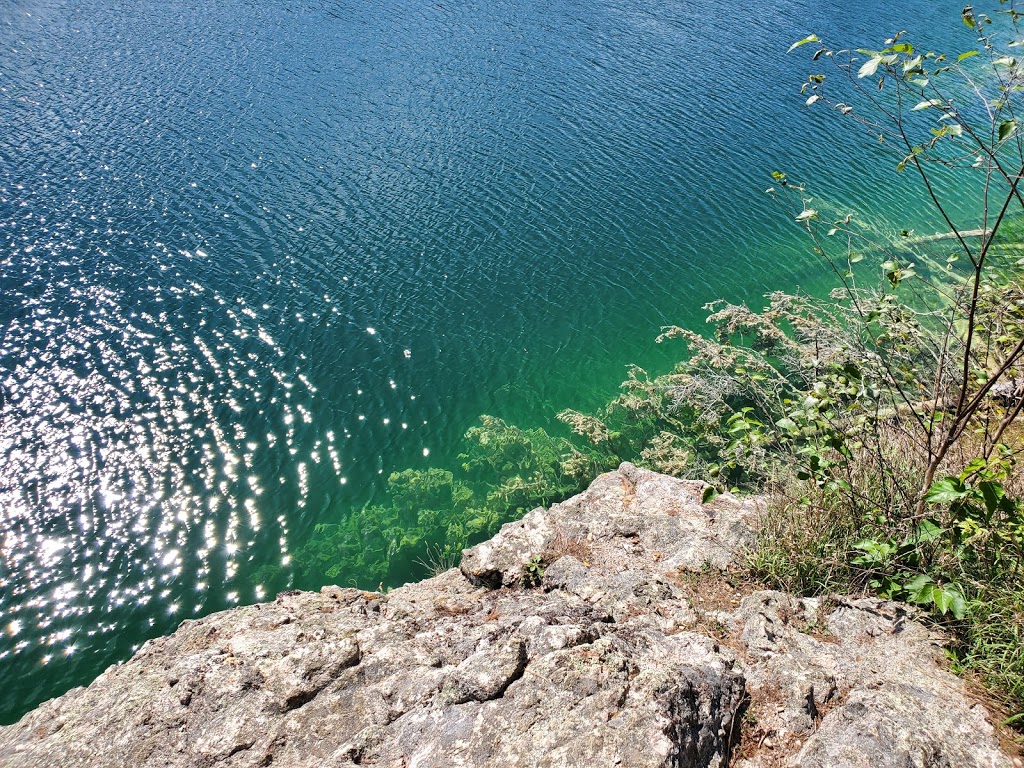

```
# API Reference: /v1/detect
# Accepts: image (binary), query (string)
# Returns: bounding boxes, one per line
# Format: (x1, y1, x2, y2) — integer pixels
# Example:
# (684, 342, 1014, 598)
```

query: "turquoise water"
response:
(0, 0, 970, 722)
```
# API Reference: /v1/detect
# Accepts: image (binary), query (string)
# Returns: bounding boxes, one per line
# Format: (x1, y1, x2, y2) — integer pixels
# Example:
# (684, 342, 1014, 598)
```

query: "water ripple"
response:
(0, 0, 969, 723)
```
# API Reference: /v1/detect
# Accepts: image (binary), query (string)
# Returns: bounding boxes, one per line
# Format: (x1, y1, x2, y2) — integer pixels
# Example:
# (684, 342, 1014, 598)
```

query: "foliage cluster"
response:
(295, 416, 611, 589)
(756, 2, 1024, 721)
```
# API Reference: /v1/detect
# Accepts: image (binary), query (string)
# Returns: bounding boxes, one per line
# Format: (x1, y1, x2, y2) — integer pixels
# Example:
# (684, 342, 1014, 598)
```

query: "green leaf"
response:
(924, 477, 969, 504)
(935, 583, 968, 619)
(931, 585, 951, 612)
(852, 539, 894, 565)
(774, 417, 799, 432)
(788, 34, 820, 54)
(994, 56, 1017, 68)
(795, 209, 818, 222)
(806, 94, 821, 106)
(701, 485, 720, 504)
(978, 481, 1004, 515)
(957, 50, 979, 62)
(904, 574, 935, 604)
(913, 518, 943, 544)
(858, 57, 883, 78)
(912, 99, 944, 111)
(959, 457, 988, 479)
(999, 119, 1018, 141)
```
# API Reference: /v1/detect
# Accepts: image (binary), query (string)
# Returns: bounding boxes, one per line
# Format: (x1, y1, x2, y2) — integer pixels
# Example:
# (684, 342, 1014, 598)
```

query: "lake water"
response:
(0, 0, 969, 722)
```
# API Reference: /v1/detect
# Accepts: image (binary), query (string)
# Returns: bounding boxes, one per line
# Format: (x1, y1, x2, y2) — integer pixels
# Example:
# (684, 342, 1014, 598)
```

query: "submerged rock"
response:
(0, 464, 1015, 767)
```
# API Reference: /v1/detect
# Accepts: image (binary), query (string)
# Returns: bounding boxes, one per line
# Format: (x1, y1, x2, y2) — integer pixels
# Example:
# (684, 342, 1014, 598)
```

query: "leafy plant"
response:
(295, 416, 604, 590)
(523, 554, 545, 588)
(755, 3, 1024, 719)
(790, 4, 1024, 509)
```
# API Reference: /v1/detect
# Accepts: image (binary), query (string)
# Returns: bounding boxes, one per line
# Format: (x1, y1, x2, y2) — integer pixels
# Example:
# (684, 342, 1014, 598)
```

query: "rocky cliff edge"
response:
(0, 463, 1017, 767)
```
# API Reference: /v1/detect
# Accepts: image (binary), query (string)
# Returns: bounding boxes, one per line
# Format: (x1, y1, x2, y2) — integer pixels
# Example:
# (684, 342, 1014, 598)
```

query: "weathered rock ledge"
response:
(0, 463, 1017, 767)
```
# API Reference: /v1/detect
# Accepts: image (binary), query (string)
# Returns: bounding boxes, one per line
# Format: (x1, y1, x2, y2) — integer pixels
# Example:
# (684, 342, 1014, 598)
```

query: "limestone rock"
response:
(730, 592, 1011, 768)
(0, 464, 1015, 768)
(460, 506, 555, 588)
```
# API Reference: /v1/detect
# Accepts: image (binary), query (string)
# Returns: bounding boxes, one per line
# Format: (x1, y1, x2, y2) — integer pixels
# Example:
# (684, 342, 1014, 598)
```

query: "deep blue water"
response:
(0, 0, 968, 723)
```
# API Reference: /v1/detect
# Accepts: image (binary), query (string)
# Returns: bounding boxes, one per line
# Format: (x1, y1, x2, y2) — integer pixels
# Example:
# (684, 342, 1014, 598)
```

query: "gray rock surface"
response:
(0, 463, 1016, 767)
